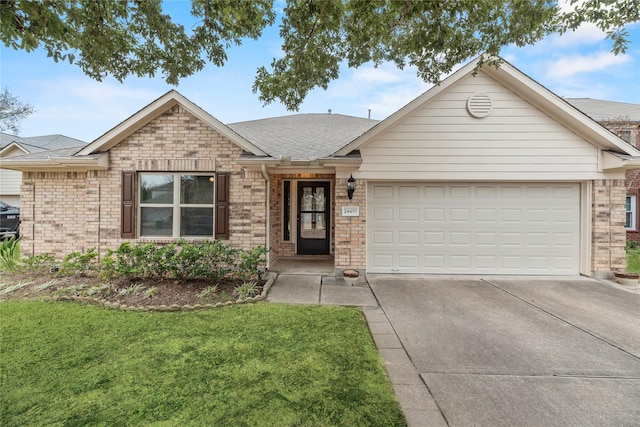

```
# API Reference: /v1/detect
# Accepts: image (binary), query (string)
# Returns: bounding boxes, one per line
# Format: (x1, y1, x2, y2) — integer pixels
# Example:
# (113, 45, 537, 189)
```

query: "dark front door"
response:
(297, 182, 330, 255)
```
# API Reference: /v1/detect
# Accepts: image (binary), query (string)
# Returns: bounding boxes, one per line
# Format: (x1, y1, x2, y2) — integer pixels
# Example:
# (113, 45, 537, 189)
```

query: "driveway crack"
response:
(481, 279, 640, 363)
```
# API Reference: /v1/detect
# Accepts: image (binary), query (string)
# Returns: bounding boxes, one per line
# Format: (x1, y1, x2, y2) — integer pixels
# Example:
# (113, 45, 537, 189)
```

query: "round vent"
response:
(466, 93, 493, 118)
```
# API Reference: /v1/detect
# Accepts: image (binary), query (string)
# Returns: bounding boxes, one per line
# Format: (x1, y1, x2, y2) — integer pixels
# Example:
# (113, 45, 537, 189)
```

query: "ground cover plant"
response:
(0, 301, 406, 426)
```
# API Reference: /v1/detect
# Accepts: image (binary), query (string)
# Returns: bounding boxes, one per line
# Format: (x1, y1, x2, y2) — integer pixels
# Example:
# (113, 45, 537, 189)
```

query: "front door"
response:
(297, 182, 330, 255)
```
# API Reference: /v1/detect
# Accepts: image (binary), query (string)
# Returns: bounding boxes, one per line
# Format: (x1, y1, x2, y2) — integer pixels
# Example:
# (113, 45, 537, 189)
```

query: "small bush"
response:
(0, 237, 21, 272)
(21, 253, 56, 273)
(97, 240, 267, 283)
(59, 248, 98, 276)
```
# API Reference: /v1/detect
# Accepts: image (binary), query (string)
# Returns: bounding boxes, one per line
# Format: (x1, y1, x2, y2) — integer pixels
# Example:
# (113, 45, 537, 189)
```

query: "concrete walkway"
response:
(266, 272, 441, 427)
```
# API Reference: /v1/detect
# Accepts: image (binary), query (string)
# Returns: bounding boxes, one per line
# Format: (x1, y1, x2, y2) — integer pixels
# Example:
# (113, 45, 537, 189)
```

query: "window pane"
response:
(140, 207, 173, 236)
(626, 212, 633, 229)
(625, 196, 632, 211)
(283, 181, 291, 241)
(181, 207, 214, 236)
(140, 174, 173, 204)
(181, 175, 214, 204)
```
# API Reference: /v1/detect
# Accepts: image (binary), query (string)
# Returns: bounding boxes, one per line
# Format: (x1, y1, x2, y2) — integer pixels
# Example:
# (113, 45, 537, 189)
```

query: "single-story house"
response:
(0, 133, 87, 206)
(2, 57, 639, 278)
(562, 98, 640, 242)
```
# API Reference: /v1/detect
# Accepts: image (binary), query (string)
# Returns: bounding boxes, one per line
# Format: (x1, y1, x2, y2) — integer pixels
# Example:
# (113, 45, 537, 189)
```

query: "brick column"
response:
(334, 177, 366, 272)
(592, 179, 626, 276)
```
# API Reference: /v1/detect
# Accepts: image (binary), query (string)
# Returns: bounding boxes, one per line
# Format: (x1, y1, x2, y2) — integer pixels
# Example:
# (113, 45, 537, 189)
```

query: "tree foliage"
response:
(1, 0, 638, 110)
(0, 87, 36, 134)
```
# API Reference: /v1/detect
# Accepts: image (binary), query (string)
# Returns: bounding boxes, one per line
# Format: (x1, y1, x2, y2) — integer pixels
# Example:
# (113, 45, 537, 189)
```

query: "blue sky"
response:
(1, 1, 639, 143)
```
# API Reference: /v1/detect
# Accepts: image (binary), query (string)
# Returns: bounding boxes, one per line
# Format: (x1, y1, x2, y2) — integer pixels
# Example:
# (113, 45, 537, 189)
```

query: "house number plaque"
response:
(342, 206, 360, 217)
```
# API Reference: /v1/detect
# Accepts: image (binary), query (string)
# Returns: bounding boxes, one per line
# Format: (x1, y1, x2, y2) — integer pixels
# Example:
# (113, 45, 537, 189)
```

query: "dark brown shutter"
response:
(215, 172, 229, 239)
(121, 171, 136, 238)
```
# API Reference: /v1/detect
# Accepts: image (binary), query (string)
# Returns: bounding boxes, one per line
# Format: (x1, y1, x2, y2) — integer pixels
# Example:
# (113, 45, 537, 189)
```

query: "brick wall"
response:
(20, 105, 266, 259)
(334, 177, 366, 272)
(625, 169, 640, 242)
(592, 179, 626, 275)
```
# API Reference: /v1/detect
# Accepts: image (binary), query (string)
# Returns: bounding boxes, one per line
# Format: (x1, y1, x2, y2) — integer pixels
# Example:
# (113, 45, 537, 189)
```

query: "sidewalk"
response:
(266, 273, 445, 427)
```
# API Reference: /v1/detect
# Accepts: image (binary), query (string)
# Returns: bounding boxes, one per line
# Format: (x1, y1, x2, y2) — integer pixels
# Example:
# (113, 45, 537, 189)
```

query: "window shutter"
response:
(215, 172, 230, 239)
(121, 171, 136, 238)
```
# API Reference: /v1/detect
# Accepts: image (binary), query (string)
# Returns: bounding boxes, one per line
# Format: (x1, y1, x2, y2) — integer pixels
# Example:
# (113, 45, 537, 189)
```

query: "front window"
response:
(139, 173, 214, 238)
(625, 195, 636, 230)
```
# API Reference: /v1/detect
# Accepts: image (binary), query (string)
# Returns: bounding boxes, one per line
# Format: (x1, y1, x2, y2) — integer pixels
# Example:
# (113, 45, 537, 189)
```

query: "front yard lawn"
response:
(626, 249, 640, 273)
(0, 301, 405, 426)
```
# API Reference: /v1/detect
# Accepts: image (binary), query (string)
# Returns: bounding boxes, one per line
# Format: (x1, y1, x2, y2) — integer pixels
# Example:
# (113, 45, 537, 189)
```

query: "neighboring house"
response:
(563, 99, 640, 243)
(2, 58, 639, 278)
(0, 133, 87, 206)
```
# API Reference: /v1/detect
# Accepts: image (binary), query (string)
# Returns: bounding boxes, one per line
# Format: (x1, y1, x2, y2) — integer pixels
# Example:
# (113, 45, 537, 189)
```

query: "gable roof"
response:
(228, 114, 378, 161)
(564, 98, 640, 122)
(76, 90, 268, 157)
(334, 57, 640, 158)
(0, 132, 86, 156)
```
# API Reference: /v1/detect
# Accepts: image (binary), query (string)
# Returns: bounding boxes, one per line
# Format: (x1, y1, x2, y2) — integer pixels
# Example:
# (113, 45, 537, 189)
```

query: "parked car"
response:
(0, 201, 20, 239)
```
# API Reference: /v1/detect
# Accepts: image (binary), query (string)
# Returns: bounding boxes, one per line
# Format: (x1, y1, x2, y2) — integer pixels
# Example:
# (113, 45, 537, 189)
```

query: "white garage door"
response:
(367, 183, 580, 275)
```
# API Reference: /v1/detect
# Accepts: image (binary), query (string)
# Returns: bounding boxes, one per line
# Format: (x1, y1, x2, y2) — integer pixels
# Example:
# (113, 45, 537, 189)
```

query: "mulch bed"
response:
(0, 271, 271, 310)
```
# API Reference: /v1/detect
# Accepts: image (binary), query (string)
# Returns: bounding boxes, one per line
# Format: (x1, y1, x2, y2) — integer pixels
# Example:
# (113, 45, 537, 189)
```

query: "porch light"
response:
(347, 174, 356, 200)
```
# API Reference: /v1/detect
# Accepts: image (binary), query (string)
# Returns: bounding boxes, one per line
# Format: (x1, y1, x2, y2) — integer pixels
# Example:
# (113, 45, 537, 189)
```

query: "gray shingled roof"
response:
(565, 98, 640, 122)
(0, 133, 87, 153)
(228, 113, 379, 160)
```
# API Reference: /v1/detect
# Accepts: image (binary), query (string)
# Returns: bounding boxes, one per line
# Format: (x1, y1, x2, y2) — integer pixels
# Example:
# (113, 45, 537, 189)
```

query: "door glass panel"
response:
(302, 187, 313, 211)
(316, 188, 325, 210)
(301, 213, 312, 231)
(300, 213, 326, 239)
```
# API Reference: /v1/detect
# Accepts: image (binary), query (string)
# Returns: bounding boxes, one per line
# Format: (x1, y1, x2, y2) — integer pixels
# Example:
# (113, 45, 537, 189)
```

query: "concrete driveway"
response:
(367, 276, 640, 426)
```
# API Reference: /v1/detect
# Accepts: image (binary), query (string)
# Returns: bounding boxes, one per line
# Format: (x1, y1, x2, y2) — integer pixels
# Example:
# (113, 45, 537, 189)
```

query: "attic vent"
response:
(467, 93, 493, 118)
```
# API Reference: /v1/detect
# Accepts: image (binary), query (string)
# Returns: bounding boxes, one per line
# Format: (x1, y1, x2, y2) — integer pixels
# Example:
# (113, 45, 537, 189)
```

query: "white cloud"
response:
(545, 51, 631, 79)
(324, 63, 432, 119)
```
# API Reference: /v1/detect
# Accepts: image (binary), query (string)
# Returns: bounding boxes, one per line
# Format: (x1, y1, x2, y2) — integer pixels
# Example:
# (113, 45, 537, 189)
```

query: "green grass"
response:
(0, 301, 406, 426)
(627, 249, 640, 273)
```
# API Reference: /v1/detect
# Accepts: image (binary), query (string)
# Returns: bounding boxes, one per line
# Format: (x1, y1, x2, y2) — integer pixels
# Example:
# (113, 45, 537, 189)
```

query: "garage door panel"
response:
(368, 183, 580, 274)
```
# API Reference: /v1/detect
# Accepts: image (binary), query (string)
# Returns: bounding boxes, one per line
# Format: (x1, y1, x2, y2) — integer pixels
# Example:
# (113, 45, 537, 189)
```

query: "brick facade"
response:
(592, 179, 626, 275)
(20, 105, 266, 259)
(15, 102, 631, 278)
(334, 176, 366, 272)
(267, 173, 335, 265)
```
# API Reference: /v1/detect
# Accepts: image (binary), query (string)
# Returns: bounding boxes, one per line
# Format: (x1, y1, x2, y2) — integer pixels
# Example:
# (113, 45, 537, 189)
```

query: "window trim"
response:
(625, 194, 636, 230)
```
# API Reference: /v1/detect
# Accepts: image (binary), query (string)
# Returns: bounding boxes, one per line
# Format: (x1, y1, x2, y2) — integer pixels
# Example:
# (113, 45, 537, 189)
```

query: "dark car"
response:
(0, 201, 20, 239)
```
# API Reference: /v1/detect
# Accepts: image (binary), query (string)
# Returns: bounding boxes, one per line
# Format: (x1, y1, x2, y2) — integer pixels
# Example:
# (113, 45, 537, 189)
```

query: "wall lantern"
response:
(347, 174, 356, 200)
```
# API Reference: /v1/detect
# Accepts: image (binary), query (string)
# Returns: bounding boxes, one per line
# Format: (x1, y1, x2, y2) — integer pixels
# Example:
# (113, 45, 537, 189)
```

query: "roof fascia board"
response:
(333, 59, 481, 157)
(602, 151, 640, 171)
(77, 91, 268, 157)
(482, 63, 640, 156)
(0, 152, 109, 172)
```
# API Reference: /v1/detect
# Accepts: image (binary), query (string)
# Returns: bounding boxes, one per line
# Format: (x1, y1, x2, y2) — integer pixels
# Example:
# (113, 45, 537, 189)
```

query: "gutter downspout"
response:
(261, 164, 271, 270)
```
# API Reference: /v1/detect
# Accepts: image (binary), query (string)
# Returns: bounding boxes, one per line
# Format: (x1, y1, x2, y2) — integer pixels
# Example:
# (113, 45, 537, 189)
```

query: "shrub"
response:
(97, 240, 267, 283)
(236, 246, 269, 281)
(21, 253, 56, 273)
(59, 248, 98, 276)
(0, 237, 21, 272)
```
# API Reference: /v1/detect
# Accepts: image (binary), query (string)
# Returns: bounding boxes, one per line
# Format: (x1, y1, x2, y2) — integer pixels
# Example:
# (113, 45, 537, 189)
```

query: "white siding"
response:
(358, 72, 602, 181)
(0, 168, 21, 200)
